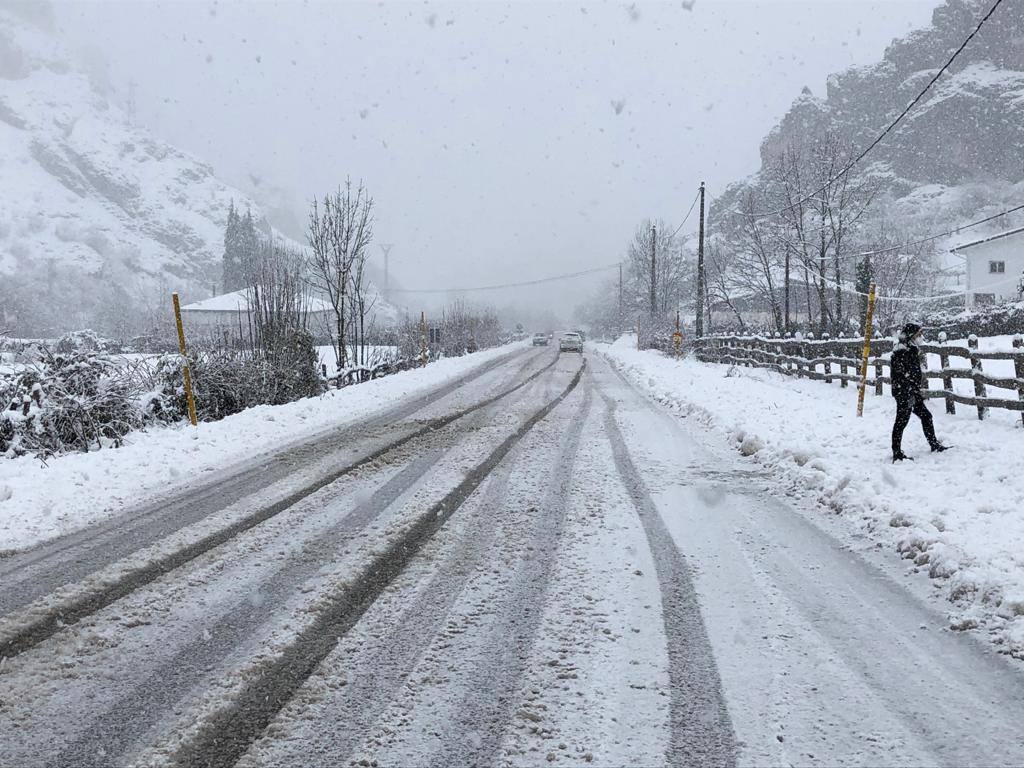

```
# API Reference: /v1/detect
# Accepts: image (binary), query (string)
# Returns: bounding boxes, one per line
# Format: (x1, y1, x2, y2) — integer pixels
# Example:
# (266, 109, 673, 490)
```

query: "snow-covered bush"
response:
(1, 329, 323, 459)
(156, 330, 324, 423)
(0, 349, 148, 458)
(922, 301, 1024, 340)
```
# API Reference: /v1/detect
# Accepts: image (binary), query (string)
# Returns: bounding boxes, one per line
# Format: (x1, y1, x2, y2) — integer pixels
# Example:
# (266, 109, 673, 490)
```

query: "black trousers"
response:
(892, 393, 938, 454)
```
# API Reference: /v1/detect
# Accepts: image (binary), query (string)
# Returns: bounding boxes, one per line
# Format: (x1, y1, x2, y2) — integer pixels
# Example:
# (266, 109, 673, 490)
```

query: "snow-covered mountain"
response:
(0, 2, 283, 333)
(716, 0, 1024, 249)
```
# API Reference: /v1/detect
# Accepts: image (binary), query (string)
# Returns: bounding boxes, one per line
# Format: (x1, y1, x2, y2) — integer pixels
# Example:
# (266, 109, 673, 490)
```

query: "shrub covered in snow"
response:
(1, 329, 324, 459)
(0, 348, 160, 458)
(922, 301, 1024, 340)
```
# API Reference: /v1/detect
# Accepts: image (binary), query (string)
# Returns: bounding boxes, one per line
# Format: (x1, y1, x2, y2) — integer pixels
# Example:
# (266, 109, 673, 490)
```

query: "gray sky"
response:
(55, 0, 938, 313)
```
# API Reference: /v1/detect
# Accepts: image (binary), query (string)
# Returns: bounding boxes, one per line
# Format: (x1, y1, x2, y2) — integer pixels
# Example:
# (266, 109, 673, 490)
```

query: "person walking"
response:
(890, 322, 948, 462)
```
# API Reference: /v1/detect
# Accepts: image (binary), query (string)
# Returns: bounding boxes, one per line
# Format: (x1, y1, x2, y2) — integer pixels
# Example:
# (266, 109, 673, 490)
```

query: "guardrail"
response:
(692, 334, 1024, 423)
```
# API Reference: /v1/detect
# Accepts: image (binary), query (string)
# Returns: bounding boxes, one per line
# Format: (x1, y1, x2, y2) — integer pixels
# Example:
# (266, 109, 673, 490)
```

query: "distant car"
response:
(559, 332, 583, 353)
(532, 333, 549, 346)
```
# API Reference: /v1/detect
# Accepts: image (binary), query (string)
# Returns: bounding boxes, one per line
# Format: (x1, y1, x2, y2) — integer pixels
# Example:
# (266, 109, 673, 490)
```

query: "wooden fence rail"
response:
(692, 334, 1024, 424)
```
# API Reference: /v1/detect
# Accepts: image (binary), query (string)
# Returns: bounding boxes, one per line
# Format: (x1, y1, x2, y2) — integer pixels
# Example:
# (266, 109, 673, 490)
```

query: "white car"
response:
(559, 332, 583, 353)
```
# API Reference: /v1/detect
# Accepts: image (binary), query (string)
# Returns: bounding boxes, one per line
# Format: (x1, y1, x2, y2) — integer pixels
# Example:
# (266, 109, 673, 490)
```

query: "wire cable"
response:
(669, 189, 702, 238)
(815, 269, 1015, 303)
(387, 263, 620, 294)
(726, 0, 1007, 221)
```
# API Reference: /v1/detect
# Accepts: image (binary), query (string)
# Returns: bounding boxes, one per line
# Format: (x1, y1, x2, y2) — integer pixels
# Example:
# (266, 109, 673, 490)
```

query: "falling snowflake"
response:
(611, 99, 626, 115)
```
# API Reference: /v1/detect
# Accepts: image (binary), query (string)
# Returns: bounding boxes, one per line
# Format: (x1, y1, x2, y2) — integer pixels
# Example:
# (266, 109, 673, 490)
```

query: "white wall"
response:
(964, 234, 1024, 308)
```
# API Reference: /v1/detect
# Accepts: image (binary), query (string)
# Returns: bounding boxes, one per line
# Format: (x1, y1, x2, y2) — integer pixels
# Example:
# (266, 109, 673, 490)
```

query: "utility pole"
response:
(696, 181, 706, 338)
(127, 78, 137, 125)
(380, 243, 394, 303)
(618, 263, 623, 337)
(650, 225, 657, 316)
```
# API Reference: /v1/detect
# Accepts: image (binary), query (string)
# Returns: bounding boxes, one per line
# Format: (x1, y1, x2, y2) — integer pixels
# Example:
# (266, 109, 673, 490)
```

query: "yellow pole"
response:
(856, 282, 877, 417)
(172, 292, 198, 427)
(420, 311, 428, 367)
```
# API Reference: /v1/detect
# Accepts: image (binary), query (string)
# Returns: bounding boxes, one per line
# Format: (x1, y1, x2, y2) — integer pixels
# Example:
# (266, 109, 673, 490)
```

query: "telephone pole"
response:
(649, 224, 657, 316)
(380, 243, 394, 303)
(696, 181, 706, 337)
(618, 263, 623, 336)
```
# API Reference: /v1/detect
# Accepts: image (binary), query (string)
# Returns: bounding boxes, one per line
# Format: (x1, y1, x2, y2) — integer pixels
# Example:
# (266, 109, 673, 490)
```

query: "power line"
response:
(669, 189, 702, 238)
(754, 200, 1024, 265)
(387, 263, 620, 294)
(854, 201, 1024, 259)
(731, 0, 1007, 221)
(816, 269, 1014, 304)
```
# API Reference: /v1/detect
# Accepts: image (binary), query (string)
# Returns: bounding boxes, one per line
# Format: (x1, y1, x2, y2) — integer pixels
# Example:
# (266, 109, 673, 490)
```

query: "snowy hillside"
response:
(721, 0, 1024, 249)
(0, 2, 287, 332)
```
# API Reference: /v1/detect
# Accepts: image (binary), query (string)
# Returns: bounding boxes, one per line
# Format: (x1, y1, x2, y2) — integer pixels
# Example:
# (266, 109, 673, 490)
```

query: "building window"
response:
(989, 261, 1005, 274)
(974, 293, 995, 306)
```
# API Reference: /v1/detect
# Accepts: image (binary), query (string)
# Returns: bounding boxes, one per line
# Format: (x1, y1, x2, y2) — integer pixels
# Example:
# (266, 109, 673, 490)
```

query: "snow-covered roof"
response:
(951, 226, 1024, 253)
(182, 289, 333, 313)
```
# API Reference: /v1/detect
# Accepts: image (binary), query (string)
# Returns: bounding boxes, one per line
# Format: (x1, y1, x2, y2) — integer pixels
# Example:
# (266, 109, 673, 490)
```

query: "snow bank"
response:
(599, 338, 1024, 657)
(0, 345, 516, 554)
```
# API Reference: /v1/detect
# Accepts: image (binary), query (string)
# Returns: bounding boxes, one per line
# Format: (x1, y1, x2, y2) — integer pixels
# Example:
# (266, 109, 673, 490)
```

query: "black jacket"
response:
(890, 344, 923, 399)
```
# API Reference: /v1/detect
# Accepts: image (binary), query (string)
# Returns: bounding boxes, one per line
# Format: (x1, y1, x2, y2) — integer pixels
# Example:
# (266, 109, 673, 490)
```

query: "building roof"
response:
(951, 226, 1024, 253)
(182, 289, 333, 313)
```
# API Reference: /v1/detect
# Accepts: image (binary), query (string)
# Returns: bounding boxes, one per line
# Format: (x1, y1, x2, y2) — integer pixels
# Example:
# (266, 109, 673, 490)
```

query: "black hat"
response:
(900, 322, 922, 340)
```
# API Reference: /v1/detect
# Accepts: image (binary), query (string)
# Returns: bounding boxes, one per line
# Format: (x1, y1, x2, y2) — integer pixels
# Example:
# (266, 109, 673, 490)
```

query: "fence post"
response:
(938, 331, 955, 415)
(1013, 335, 1024, 426)
(857, 283, 876, 417)
(968, 334, 987, 420)
(822, 332, 832, 384)
(839, 332, 848, 388)
(172, 292, 198, 427)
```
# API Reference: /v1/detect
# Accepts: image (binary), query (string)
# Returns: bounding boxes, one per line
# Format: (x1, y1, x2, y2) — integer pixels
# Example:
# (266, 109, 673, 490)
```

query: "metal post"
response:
(696, 181, 706, 338)
(420, 310, 428, 367)
(172, 292, 198, 427)
(856, 283, 876, 417)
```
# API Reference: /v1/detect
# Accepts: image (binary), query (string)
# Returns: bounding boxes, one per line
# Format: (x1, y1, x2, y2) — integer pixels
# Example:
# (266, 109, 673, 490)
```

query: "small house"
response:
(180, 289, 334, 341)
(952, 226, 1024, 309)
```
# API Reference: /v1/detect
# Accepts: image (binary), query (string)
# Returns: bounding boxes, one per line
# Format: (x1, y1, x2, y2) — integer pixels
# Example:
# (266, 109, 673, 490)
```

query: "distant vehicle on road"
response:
(559, 332, 583, 353)
(532, 333, 549, 346)
(573, 329, 586, 342)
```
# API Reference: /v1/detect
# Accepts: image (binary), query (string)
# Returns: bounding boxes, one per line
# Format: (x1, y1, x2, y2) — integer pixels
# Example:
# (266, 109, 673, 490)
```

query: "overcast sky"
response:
(54, 0, 938, 314)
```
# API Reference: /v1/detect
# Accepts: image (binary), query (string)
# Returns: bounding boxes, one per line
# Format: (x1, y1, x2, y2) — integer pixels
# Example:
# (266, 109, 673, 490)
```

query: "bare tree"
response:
(772, 134, 877, 335)
(306, 179, 374, 371)
(347, 242, 378, 366)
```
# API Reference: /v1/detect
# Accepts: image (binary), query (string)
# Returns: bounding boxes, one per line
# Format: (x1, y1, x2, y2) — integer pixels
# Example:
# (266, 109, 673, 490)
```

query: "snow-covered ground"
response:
(0, 344, 517, 555)
(599, 337, 1024, 657)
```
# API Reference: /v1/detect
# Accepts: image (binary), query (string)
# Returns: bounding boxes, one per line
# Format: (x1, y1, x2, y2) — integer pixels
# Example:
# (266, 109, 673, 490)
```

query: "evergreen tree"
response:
(856, 256, 874, 334)
(221, 201, 243, 293)
(239, 208, 260, 287)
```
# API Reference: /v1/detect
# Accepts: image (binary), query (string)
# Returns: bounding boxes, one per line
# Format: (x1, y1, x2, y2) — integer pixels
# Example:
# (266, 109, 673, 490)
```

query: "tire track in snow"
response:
(164, 359, 586, 768)
(239, 453, 519, 766)
(424, 385, 592, 768)
(600, 393, 737, 768)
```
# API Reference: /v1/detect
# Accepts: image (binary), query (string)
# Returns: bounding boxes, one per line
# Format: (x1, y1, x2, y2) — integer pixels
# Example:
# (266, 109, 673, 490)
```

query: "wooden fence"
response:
(693, 334, 1024, 423)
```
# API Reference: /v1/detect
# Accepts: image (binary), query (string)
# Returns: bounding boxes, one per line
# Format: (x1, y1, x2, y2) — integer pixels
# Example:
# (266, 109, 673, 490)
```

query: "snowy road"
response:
(2, 348, 1024, 767)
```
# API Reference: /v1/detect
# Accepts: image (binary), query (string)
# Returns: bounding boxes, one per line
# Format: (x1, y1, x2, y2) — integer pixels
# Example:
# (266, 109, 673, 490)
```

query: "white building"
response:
(180, 289, 334, 340)
(952, 226, 1024, 309)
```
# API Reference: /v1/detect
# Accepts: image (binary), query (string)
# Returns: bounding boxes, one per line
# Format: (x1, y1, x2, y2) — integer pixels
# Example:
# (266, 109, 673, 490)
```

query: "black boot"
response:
(893, 451, 913, 463)
(930, 443, 949, 453)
